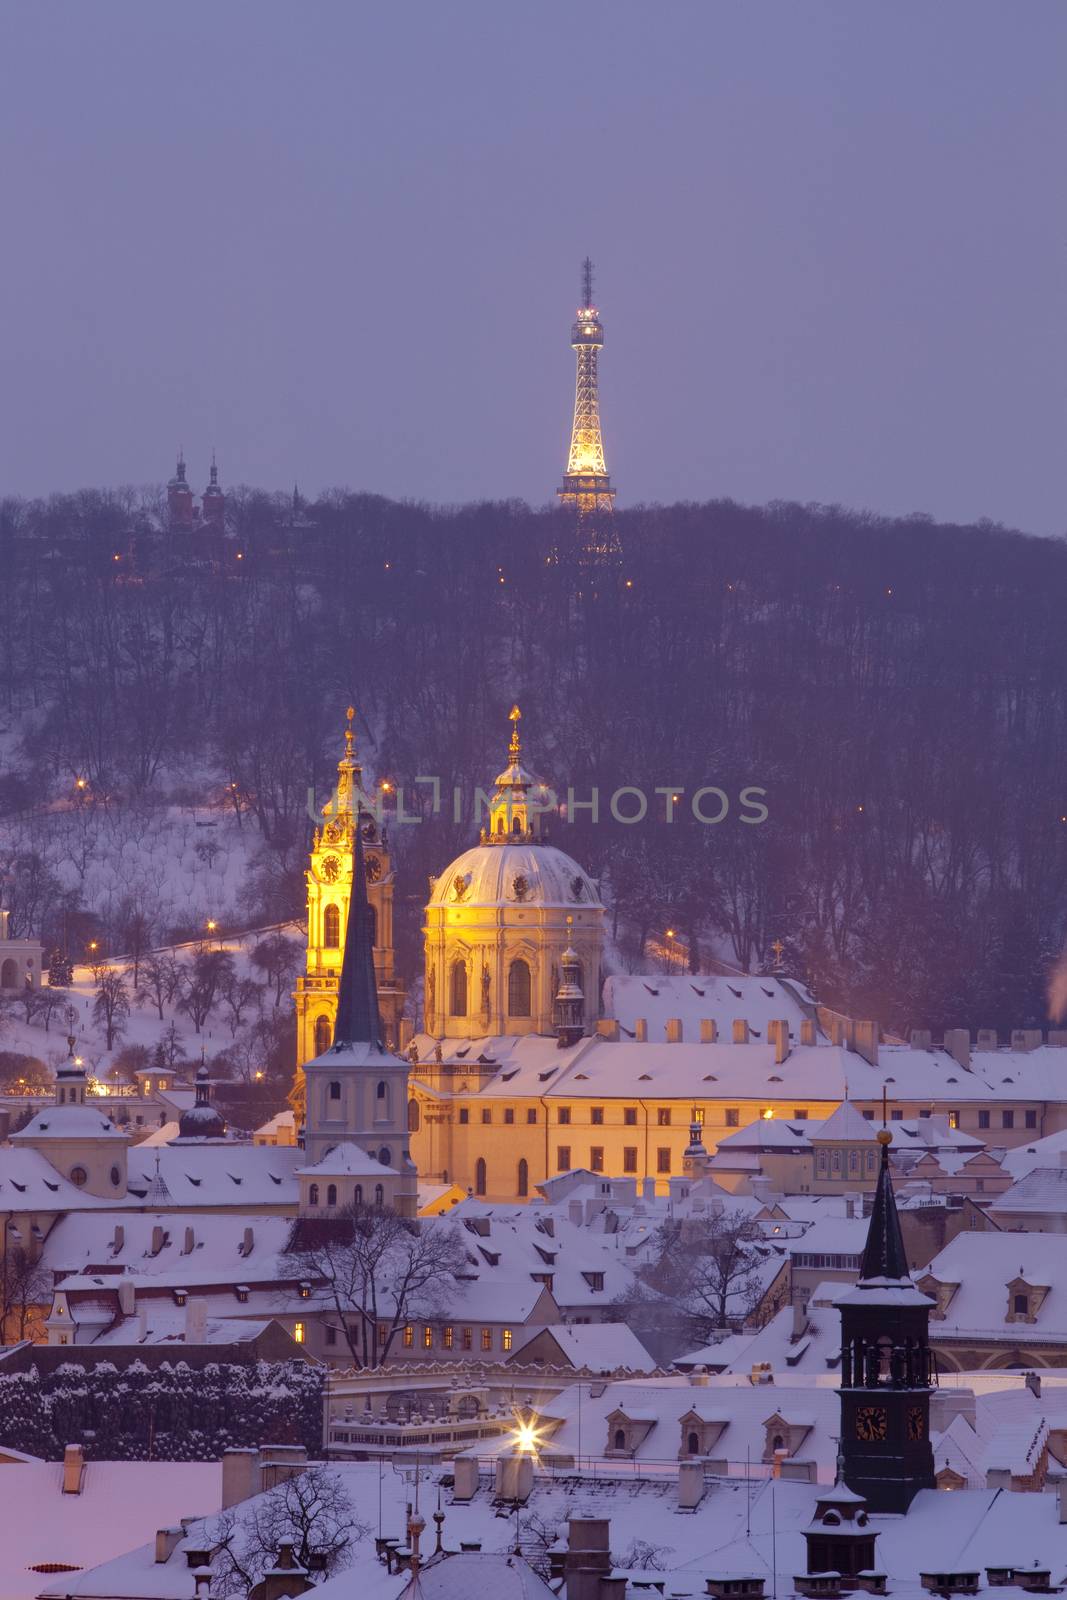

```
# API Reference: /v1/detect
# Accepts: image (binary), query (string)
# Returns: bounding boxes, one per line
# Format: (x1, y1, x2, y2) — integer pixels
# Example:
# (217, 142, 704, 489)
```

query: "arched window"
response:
(408, 1099, 420, 1133)
(374, 1183, 384, 1206)
(323, 904, 341, 948)
(376, 1080, 389, 1121)
(848, 1150, 859, 1174)
(507, 959, 532, 1018)
(450, 960, 467, 1017)
(517, 1158, 529, 1197)
(329, 1080, 342, 1101)
(314, 1015, 331, 1055)
(687, 1430, 700, 1456)
(475, 1157, 487, 1196)
(0, 958, 18, 989)
(309, 1183, 319, 1206)
(326, 1184, 337, 1206)
(613, 1428, 626, 1451)
(772, 1433, 784, 1452)
(354, 1184, 363, 1205)
(379, 1147, 391, 1167)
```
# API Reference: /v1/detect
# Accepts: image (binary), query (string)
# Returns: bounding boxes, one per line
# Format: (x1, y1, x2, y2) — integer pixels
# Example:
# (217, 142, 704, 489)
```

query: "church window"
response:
(323, 905, 341, 948)
(315, 1016, 331, 1055)
(624, 1106, 638, 1125)
(70, 1166, 87, 1188)
(379, 1147, 391, 1166)
(309, 1184, 319, 1206)
(408, 1099, 420, 1133)
(329, 1081, 341, 1101)
(517, 1158, 529, 1197)
(326, 1184, 337, 1206)
(475, 1157, 487, 1195)
(623, 1147, 638, 1173)
(557, 1146, 571, 1171)
(657, 1148, 671, 1173)
(374, 1184, 384, 1206)
(507, 959, 532, 1017)
(450, 961, 468, 1016)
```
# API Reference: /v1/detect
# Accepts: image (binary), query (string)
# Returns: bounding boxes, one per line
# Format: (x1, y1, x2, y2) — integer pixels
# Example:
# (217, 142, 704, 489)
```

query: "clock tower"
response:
(294, 709, 403, 1072)
(836, 1128, 936, 1514)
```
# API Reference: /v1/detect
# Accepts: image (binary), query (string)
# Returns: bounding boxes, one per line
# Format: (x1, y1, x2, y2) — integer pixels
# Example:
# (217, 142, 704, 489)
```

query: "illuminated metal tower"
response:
(558, 258, 616, 518)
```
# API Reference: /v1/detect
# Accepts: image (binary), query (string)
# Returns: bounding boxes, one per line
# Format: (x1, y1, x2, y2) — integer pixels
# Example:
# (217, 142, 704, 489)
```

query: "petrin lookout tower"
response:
(558, 258, 615, 521)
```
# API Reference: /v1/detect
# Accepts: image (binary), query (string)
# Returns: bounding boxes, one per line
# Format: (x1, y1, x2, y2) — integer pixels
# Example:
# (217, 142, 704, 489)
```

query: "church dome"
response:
(428, 841, 601, 912)
(175, 1065, 226, 1142)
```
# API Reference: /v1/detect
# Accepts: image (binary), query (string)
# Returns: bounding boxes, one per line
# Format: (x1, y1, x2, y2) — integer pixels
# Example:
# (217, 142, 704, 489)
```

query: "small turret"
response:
(174, 1061, 226, 1142)
(682, 1110, 711, 1179)
(201, 451, 225, 527)
(167, 450, 195, 531)
(554, 945, 584, 1047)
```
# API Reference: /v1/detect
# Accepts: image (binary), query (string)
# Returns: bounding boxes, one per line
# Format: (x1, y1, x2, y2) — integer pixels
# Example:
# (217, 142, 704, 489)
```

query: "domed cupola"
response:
(423, 707, 604, 1040)
(174, 1062, 227, 1143)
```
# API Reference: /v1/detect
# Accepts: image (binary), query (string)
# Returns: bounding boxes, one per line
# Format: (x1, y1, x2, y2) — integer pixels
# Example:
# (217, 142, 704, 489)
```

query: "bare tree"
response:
(222, 975, 261, 1037)
(208, 1464, 363, 1597)
(250, 933, 300, 1010)
(136, 952, 181, 1021)
(177, 949, 234, 1034)
(614, 1210, 771, 1357)
(283, 1204, 469, 1369)
(1, 1243, 52, 1343)
(92, 968, 131, 1050)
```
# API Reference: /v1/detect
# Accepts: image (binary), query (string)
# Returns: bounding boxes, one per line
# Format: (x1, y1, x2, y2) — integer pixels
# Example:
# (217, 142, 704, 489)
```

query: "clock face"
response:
(365, 855, 382, 883)
(907, 1406, 926, 1441)
(321, 855, 341, 883)
(855, 1406, 888, 1442)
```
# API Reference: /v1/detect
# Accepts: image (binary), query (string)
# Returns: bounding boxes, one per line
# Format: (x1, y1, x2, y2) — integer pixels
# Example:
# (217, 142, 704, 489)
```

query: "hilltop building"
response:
(166, 449, 226, 532)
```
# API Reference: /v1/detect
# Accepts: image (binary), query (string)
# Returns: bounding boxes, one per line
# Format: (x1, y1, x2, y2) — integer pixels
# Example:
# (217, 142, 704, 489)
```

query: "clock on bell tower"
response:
(836, 1127, 937, 1514)
(294, 708, 404, 1079)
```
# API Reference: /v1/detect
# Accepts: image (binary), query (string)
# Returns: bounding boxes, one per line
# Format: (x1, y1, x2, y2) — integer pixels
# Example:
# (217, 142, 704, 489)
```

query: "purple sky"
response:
(1, 3, 1063, 534)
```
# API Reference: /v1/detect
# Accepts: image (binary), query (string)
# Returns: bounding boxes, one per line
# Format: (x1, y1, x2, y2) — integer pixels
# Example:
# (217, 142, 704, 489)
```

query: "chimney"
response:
(910, 1029, 932, 1050)
(1048, 1030, 1067, 1048)
(568, 1199, 584, 1226)
(1025, 1370, 1042, 1399)
(597, 1018, 620, 1041)
(732, 1019, 749, 1044)
(634, 1019, 648, 1043)
(792, 1301, 807, 1339)
(1011, 1029, 1043, 1052)
(768, 1020, 789, 1065)
(678, 1460, 704, 1509)
(666, 1018, 683, 1044)
(689, 1365, 710, 1387)
(853, 1021, 879, 1067)
(259, 1444, 308, 1491)
(185, 1297, 208, 1345)
(565, 1517, 612, 1600)
(155, 1527, 183, 1563)
(799, 1019, 816, 1047)
(61, 1444, 85, 1494)
(829, 1017, 849, 1047)
(976, 1029, 999, 1051)
(452, 1455, 480, 1501)
(182, 1226, 195, 1255)
(700, 1019, 718, 1043)
(118, 1278, 136, 1317)
(150, 1225, 165, 1255)
(241, 1226, 254, 1256)
(111, 1224, 125, 1253)
(494, 1452, 534, 1503)
(943, 1028, 971, 1070)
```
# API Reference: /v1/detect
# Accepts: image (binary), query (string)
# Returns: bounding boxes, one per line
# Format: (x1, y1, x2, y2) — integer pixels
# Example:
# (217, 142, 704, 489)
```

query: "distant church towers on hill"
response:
(167, 450, 226, 532)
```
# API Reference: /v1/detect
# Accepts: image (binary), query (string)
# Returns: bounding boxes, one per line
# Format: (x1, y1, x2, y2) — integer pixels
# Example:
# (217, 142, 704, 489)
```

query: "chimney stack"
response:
(700, 1019, 718, 1043)
(155, 1527, 183, 1563)
(853, 1020, 879, 1067)
(185, 1297, 208, 1345)
(943, 1028, 971, 1070)
(768, 1020, 790, 1065)
(61, 1444, 85, 1495)
(732, 1019, 749, 1044)
(910, 1029, 932, 1050)
(800, 1019, 816, 1047)
(597, 1018, 620, 1042)
(565, 1517, 612, 1600)
(976, 1028, 998, 1051)
(666, 1018, 683, 1044)
(1011, 1029, 1043, 1052)
(634, 1018, 647, 1043)
(118, 1278, 136, 1317)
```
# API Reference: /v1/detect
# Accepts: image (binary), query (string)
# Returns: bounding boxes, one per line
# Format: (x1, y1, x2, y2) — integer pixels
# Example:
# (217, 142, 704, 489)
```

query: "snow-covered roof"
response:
(919, 1232, 1067, 1340)
(11, 1102, 128, 1141)
(812, 1101, 876, 1142)
(988, 1167, 1067, 1218)
(510, 1321, 657, 1373)
(297, 1140, 399, 1177)
(603, 973, 819, 1043)
(427, 841, 601, 910)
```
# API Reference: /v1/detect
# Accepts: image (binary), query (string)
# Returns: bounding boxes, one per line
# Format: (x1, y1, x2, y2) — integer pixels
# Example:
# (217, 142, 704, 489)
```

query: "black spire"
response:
(331, 823, 385, 1052)
(858, 1131, 910, 1282)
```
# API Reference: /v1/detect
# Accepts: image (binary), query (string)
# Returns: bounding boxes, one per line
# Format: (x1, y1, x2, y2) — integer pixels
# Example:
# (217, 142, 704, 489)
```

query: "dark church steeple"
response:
(331, 824, 386, 1054)
(835, 1127, 936, 1514)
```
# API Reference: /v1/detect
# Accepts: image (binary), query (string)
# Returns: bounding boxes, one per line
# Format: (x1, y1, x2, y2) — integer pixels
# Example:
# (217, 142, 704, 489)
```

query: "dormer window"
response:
(1013, 1293, 1028, 1316)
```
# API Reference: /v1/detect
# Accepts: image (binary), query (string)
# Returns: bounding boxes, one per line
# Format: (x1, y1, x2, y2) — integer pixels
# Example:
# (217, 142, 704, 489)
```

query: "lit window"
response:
(502, 1328, 513, 1351)
(378, 1324, 387, 1346)
(462, 1327, 473, 1349)
(423, 1325, 433, 1348)
(293, 1321, 305, 1344)
(403, 1324, 414, 1347)
(481, 1327, 492, 1350)
(443, 1326, 453, 1349)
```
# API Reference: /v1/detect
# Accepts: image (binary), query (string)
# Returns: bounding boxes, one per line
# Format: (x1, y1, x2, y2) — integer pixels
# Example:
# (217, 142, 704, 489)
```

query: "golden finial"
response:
(508, 703, 522, 765)
(344, 705, 356, 759)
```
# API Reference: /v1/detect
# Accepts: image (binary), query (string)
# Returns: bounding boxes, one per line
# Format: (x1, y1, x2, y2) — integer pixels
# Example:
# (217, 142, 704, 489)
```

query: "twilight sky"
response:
(1, 2, 1063, 534)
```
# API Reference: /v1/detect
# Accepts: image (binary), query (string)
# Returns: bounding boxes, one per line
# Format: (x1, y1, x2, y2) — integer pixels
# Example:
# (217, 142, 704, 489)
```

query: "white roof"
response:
(813, 1101, 876, 1142)
(511, 1322, 657, 1373)
(988, 1167, 1067, 1217)
(920, 1232, 1067, 1339)
(603, 973, 820, 1043)
(297, 1140, 399, 1177)
(11, 1102, 127, 1141)
(427, 841, 601, 910)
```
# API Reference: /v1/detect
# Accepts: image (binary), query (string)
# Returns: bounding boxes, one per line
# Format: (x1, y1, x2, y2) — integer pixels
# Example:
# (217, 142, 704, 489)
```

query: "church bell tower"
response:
(836, 1128, 936, 1514)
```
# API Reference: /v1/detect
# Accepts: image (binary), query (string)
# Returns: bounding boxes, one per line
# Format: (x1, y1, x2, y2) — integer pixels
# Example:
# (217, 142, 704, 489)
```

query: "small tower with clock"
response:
(836, 1126, 936, 1514)
(295, 709, 403, 1068)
